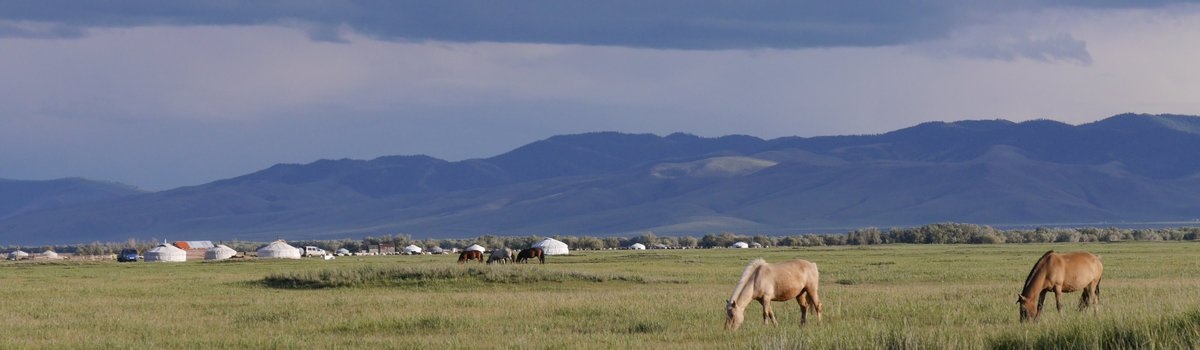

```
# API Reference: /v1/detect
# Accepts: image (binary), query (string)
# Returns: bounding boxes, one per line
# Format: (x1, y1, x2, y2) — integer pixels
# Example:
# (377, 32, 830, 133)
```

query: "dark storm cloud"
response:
(1, 1, 1192, 49)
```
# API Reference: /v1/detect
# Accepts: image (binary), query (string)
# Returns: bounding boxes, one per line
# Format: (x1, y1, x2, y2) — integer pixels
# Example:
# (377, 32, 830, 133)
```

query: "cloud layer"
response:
(2, 2, 1200, 189)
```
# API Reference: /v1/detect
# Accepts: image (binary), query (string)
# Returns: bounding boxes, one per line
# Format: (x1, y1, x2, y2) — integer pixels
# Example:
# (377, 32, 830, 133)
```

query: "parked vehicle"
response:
(117, 248, 139, 262)
(301, 246, 326, 257)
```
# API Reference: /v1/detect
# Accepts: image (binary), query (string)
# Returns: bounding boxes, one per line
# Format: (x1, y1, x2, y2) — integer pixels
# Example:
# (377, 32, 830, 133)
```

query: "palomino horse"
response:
(515, 247, 544, 264)
(1017, 250, 1103, 322)
(487, 248, 513, 264)
(725, 258, 822, 330)
(457, 250, 484, 264)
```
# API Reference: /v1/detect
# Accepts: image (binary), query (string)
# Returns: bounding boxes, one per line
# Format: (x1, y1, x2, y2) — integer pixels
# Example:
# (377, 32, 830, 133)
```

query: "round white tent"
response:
(145, 244, 187, 262)
(41, 250, 60, 259)
(205, 245, 237, 261)
(8, 250, 29, 260)
(465, 244, 486, 252)
(730, 242, 750, 249)
(429, 247, 445, 254)
(629, 243, 647, 250)
(749, 242, 764, 248)
(533, 238, 569, 255)
(257, 240, 301, 259)
(335, 248, 351, 256)
(403, 245, 423, 255)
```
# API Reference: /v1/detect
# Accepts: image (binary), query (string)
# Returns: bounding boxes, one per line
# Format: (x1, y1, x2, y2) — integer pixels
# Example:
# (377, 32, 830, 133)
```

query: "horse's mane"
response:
(729, 258, 767, 303)
(1021, 250, 1055, 293)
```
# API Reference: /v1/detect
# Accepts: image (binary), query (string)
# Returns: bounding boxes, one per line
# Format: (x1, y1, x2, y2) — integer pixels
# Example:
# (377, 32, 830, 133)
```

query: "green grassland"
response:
(3, 242, 1199, 349)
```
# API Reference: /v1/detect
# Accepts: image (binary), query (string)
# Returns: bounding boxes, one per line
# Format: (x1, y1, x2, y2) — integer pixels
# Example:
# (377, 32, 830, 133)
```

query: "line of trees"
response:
(5, 223, 1200, 254)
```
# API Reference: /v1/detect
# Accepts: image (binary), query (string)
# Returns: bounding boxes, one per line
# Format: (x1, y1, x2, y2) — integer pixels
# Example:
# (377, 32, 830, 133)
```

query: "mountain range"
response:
(4, 113, 1200, 245)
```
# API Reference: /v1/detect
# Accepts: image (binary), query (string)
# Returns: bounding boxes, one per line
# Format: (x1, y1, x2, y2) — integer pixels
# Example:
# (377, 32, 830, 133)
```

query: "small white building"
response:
(403, 245, 423, 255)
(205, 245, 237, 261)
(465, 244, 486, 252)
(257, 240, 301, 259)
(629, 243, 647, 250)
(7, 250, 29, 260)
(533, 238, 569, 255)
(145, 244, 187, 262)
(730, 242, 750, 249)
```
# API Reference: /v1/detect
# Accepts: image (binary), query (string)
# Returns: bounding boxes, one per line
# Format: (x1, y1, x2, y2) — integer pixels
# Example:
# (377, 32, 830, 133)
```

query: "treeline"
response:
(5, 223, 1200, 254)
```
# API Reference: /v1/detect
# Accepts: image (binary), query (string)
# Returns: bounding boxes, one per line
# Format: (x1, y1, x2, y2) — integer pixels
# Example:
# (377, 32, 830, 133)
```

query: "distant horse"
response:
(1017, 250, 1103, 322)
(725, 258, 821, 330)
(457, 250, 484, 264)
(487, 248, 513, 264)
(515, 247, 544, 264)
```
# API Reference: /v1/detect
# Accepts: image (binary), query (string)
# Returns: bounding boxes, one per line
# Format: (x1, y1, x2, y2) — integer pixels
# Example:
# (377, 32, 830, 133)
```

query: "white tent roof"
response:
(8, 250, 29, 259)
(145, 244, 187, 262)
(532, 238, 569, 255)
(335, 248, 351, 254)
(257, 240, 301, 259)
(629, 243, 647, 250)
(41, 250, 59, 259)
(403, 245, 423, 254)
(205, 245, 237, 261)
(465, 244, 486, 252)
(731, 241, 749, 248)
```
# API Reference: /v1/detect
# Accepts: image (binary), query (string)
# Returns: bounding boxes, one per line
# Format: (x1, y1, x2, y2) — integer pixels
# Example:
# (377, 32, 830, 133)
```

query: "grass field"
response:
(3, 242, 1199, 349)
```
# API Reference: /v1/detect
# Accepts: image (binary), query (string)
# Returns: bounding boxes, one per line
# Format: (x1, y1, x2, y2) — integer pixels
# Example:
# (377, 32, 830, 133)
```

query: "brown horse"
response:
(1017, 250, 1103, 322)
(725, 258, 822, 330)
(457, 250, 483, 264)
(515, 247, 544, 264)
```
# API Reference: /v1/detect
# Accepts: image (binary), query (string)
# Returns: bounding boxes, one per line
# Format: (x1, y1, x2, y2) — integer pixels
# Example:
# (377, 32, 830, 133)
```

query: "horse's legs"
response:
(761, 299, 777, 325)
(1036, 290, 1047, 318)
(796, 292, 809, 324)
(1081, 280, 1101, 316)
(807, 285, 822, 322)
(1053, 286, 1064, 315)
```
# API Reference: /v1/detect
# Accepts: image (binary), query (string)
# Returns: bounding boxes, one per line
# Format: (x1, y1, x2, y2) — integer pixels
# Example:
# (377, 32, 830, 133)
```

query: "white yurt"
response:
(205, 245, 237, 261)
(145, 244, 187, 262)
(465, 244, 486, 252)
(257, 240, 301, 259)
(429, 247, 445, 254)
(8, 250, 29, 260)
(403, 245, 423, 255)
(335, 248, 351, 256)
(749, 242, 764, 248)
(533, 238, 570, 255)
(730, 241, 750, 249)
(41, 250, 60, 259)
(629, 243, 647, 250)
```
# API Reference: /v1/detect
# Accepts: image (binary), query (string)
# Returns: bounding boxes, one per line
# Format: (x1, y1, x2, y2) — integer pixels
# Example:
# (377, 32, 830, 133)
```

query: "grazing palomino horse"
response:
(457, 250, 484, 264)
(1017, 250, 1103, 322)
(725, 258, 822, 330)
(487, 248, 513, 264)
(515, 247, 545, 264)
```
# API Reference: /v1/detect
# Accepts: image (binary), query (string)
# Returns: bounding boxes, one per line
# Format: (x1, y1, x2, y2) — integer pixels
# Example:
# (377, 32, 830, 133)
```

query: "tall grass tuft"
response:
(988, 311, 1200, 349)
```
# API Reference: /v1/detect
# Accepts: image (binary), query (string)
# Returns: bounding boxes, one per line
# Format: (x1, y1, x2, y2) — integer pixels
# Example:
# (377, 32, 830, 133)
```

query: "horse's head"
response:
(724, 299, 744, 330)
(1016, 294, 1038, 322)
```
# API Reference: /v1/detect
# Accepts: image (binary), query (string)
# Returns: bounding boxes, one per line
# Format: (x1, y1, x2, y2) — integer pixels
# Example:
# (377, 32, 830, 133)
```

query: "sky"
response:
(2, 1, 1199, 190)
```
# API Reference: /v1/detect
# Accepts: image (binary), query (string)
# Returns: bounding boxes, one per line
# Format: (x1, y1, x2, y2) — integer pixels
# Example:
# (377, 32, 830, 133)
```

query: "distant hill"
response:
(3, 113, 1200, 245)
(0, 178, 144, 220)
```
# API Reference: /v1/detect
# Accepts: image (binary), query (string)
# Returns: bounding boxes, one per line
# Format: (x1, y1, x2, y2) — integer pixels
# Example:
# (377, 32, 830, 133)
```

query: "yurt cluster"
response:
(4, 237, 575, 263)
(5, 249, 57, 261)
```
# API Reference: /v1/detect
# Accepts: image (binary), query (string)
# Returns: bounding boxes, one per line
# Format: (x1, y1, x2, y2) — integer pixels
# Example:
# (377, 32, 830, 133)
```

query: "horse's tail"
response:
(728, 259, 767, 304)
